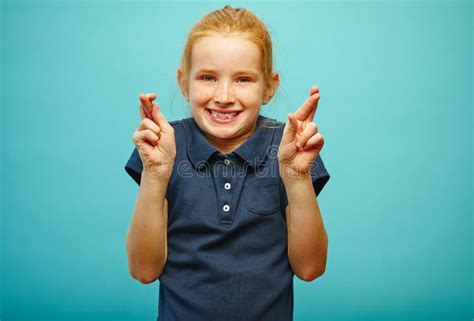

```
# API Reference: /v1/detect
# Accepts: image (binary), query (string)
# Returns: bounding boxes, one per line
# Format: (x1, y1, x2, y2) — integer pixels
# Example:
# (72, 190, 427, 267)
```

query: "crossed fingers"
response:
(139, 93, 157, 119)
(293, 85, 320, 122)
(292, 86, 321, 148)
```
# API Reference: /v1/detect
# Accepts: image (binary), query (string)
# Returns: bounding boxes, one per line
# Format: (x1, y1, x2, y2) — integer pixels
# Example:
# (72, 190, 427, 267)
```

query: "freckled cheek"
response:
(237, 93, 262, 107)
(234, 88, 264, 105)
(189, 88, 213, 107)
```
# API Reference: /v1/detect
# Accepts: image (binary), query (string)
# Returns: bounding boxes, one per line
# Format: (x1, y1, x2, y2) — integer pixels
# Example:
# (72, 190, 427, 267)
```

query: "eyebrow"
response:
(195, 68, 260, 77)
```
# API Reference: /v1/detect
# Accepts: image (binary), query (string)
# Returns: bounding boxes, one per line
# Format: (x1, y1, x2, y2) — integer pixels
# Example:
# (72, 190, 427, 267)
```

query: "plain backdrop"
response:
(1, 0, 472, 320)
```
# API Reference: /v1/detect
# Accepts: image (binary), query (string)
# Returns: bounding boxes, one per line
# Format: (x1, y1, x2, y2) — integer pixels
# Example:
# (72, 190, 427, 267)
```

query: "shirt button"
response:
(223, 204, 230, 212)
(224, 159, 231, 165)
(224, 182, 231, 190)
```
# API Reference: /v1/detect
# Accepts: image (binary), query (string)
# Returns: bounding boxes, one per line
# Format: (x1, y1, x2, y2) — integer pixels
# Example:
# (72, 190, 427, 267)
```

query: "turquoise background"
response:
(1, 0, 472, 320)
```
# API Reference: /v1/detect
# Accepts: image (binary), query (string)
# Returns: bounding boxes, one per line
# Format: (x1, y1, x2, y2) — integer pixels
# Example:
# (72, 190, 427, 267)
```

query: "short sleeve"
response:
(310, 154, 330, 197)
(124, 147, 143, 186)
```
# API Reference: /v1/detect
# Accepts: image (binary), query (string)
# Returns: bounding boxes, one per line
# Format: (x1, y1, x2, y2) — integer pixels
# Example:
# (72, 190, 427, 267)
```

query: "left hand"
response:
(278, 85, 325, 179)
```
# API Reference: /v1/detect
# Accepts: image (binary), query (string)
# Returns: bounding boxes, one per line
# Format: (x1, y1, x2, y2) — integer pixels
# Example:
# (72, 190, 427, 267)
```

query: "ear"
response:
(177, 69, 189, 101)
(262, 71, 280, 105)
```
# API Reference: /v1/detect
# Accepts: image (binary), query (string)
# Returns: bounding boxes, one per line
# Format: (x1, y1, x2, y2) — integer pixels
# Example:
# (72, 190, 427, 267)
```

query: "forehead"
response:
(190, 35, 262, 73)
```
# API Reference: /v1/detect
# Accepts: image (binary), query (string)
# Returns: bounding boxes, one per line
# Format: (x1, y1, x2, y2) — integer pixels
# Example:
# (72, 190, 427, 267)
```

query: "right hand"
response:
(132, 93, 176, 180)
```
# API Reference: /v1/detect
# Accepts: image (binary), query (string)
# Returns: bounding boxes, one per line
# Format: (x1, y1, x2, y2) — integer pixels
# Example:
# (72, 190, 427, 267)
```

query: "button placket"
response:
(212, 154, 236, 223)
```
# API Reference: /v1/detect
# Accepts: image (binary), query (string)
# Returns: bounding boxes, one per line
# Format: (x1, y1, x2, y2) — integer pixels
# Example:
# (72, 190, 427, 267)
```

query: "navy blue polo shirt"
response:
(124, 115, 330, 321)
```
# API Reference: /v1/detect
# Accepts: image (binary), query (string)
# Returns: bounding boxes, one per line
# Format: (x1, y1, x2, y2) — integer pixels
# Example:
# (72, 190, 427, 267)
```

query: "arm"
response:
(126, 169, 169, 284)
(283, 174, 328, 282)
(125, 92, 176, 284)
(277, 85, 328, 282)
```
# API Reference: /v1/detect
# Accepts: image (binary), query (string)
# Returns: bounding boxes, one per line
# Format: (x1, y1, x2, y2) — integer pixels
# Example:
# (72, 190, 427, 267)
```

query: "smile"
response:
(205, 108, 242, 124)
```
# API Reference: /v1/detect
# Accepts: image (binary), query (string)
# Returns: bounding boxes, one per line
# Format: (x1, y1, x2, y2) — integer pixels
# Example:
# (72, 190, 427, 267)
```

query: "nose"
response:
(213, 82, 235, 105)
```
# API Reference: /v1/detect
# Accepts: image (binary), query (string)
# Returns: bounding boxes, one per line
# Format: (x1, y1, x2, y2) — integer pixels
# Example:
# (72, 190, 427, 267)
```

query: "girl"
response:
(125, 5, 330, 321)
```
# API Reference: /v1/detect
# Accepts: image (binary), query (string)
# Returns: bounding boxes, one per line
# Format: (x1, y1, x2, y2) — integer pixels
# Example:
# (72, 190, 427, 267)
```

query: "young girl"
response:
(125, 5, 330, 321)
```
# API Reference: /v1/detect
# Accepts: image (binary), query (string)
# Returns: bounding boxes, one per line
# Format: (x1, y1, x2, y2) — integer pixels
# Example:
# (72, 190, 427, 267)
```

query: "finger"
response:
(143, 129, 159, 145)
(133, 129, 159, 146)
(139, 93, 155, 118)
(151, 103, 173, 132)
(139, 103, 147, 120)
(138, 118, 161, 136)
(308, 93, 320, 121)
(293, 91, 320, 122)
(146, 93, 157, 110)
(139, 98, 151, 119)
(307, 85, 320, 120)
(296, 122, 318, 148)
(146, 93, 157, 101)
(303, 132, 324, 151)
(138, 93, 152, 119)
(309, 85, 319, 96)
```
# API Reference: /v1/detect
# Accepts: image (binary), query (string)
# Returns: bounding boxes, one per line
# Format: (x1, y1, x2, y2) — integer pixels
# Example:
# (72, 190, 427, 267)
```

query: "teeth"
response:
(210, 110, 238, 120)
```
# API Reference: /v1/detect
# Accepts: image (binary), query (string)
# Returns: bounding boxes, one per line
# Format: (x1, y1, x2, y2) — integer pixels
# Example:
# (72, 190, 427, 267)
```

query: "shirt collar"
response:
(182, 115, 279, 170)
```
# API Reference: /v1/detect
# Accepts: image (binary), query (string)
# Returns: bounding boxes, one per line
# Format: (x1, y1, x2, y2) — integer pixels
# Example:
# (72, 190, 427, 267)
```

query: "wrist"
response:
(280, 169, 312, 186)
(279, 164, 311, 182)
(139, 169, 170, 201)
(142, 165, 173, 183)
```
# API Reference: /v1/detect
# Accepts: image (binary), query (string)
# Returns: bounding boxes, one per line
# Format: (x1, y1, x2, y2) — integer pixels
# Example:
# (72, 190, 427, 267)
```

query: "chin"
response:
(201, 124, 240, 139)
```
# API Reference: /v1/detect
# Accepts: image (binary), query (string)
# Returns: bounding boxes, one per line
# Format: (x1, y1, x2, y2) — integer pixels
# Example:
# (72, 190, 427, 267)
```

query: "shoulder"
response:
(259, 115, 286, 131)
(167, 117, 192, 139)
(260, 115, 285, 127)
(168, 118, 185, 130)
(166, 117, 194, 157)
(167, 117, 196, 131)
(258, 115, 286, 144)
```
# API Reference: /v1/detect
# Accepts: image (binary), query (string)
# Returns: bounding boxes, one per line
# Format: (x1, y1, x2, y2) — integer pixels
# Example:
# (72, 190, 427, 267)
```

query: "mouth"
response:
(205, 108, 242, 124)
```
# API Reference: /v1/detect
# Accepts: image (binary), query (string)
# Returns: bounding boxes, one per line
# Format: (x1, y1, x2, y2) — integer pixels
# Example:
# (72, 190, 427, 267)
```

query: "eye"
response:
(236, 77, 251, 83)
(201, 75, 215, 81)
